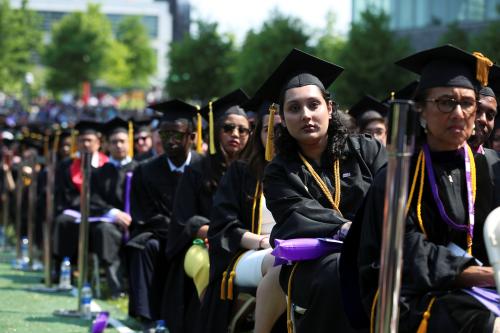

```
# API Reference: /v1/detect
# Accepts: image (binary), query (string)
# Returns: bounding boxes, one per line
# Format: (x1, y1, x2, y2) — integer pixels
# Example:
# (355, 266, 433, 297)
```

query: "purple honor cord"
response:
(422, 144, 474, 237)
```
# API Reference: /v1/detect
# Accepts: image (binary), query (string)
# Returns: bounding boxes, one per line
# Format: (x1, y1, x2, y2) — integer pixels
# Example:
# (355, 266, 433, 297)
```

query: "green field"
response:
(0, 250, 139, 333)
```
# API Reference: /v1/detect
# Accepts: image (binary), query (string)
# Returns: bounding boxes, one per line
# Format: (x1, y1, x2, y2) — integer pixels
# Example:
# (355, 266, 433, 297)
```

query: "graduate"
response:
(261, 49, 387, 333)
(126, 99, 202, 329)
(52, 120, 108, 267)
(162, 89, 250, 333)
(132, 116, 156, 161)
(357, 45, 500, 332)
(88, 116, 138, 298)
(348, 95, 389, 146)
(202, 96, 285, 333)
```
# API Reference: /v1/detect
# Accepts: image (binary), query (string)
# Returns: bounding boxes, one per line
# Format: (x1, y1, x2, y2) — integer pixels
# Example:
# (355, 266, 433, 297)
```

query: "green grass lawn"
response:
(0, 250, 140, 333)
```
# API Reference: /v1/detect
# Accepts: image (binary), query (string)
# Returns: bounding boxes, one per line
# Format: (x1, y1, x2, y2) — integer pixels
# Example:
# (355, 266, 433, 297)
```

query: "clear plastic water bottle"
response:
(81, 283, 92, 320)
(21, 237, 29, 267)
(155, 320, 169, 333)
(59, 257, 72, 290)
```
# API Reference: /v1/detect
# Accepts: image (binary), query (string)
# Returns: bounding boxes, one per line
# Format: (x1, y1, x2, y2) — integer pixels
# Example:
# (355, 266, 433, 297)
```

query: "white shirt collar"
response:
(167, 151, 192, 173)
(108, 156, 132, 168)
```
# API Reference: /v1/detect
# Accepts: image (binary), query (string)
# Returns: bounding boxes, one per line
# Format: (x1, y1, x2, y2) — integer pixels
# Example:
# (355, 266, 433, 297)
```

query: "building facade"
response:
(352, 0, 500, 50)
(11, 0, 177, 87)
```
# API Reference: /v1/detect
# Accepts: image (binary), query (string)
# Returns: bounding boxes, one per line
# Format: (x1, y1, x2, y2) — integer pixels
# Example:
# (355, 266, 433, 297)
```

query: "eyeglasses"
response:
(362, 128, 386, 136)
(424, 97, 477, 114)
(222, 123, 250, 136)
(134, 135, 151, 143)
(159, 130, 187, 141)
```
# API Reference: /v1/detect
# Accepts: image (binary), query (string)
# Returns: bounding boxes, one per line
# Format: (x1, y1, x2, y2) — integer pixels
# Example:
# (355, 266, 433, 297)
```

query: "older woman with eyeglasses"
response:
(356, 45, 500, 333)
(161, 89, 250, 333)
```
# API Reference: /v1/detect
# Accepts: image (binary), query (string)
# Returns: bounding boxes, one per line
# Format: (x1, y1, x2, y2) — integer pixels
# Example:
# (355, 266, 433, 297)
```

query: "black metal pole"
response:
(77, 152, 91, 312)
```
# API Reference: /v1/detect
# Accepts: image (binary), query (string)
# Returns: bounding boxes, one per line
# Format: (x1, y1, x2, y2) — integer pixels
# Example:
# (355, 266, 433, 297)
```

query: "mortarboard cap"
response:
(102, 117, 129, 138)
(396, 44, 499, 92)
(148, 99, 199, 124)
(348, 95, 389, 120)
(132, 116, 155, 133)
(74, 120, 102, 136)
(254, 48, 344, 104)
(199, 89, 249, 120)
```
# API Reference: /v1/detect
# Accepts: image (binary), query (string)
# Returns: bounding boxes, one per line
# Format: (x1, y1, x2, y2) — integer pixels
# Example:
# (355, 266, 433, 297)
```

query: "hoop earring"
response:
(419, 118, 428, 134)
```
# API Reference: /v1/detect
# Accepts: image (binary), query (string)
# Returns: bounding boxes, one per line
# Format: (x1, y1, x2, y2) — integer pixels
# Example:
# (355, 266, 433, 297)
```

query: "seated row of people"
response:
(48, 43, 500, 333)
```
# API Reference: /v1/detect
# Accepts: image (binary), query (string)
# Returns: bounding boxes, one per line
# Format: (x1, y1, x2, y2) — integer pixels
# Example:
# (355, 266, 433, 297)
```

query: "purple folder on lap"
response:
(272, 238, 343, 266)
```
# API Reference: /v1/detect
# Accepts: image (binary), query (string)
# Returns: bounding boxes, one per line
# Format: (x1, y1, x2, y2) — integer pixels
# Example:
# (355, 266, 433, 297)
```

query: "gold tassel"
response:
(265, 103, 277, 162)
(43, 135, 49, 158)
(128, 121, 134, 159)
(227, 271, 235, 300)
(208, 100, 215, 155)
(473, 51, 493, 87)
(220, 271, 227, 300)
(196, 106, 203, 153)
(416, 297, 436, 333)
(70, 130, 78, 158)
(53, 130, 61, 153)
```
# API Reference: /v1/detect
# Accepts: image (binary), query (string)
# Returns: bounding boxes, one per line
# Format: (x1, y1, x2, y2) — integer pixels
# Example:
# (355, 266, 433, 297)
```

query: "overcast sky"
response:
(188, 0, 352, 44)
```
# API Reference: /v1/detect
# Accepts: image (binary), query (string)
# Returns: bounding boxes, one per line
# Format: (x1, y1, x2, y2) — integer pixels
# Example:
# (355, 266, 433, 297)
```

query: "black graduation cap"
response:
(396, 44, 500, 91)
(348, 95, 389, 120)
(102, 117, 129, 137)
(74, 120, 102, 135)
(199, 89, 249, 120)
(148, 99, 199, 124)
(253, 48, 344, 104)
(383, 81, 420, 104)
(132, 116, 155, 133)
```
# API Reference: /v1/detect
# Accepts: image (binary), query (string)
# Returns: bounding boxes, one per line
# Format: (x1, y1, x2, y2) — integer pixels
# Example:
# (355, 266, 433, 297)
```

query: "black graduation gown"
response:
(162, 154, 222, 333)
(134, 148, 155, 162)
(52, 157, 101, 260)
(89, 160, 138, 263)
(357, 149, 496, 332)
(126, 152, 201, 320)
(263, 134, 387, 333)
(198, 160, 262, 333)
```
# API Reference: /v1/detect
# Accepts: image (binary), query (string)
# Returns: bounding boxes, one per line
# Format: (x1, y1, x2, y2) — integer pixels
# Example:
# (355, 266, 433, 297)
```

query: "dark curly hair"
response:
(275, 87, 348, 161)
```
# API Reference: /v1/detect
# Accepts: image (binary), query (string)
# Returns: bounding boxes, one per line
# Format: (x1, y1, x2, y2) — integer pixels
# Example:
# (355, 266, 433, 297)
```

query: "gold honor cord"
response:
(250, 181, 264, 235)
(298, 153, 342, 215)
(406, 148, 476, 254)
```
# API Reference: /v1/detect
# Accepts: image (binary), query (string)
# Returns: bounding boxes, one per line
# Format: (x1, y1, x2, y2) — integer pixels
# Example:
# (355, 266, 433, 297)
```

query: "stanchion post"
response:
(15, 162, 24, 262)
(1, 167, 9, 250)
(77, 152, 91, 312)
(375, 100, 417, 333)
(27, 154, 38, 268)
(43, 134, 57, 287)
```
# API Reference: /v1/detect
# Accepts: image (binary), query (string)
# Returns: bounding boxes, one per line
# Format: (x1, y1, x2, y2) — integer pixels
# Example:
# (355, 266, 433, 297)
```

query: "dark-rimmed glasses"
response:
(159, 130, 188, 141)
(222, 123, 250, 136)
(424, 97, 477, 114)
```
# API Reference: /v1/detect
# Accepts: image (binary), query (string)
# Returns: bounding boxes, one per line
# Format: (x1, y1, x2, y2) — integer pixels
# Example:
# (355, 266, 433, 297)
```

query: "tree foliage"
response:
(314, 12, 346, 65)
(44, 4, 113, 93)
(234, 11, 310, 95)
(115, 16, 156, 88)
(0, 0, 41, 93)
(166, 20, 236, 102)
(439, 22, 469, 50)
(471, 19, 500, 63)
(333, 9, 413, 107)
